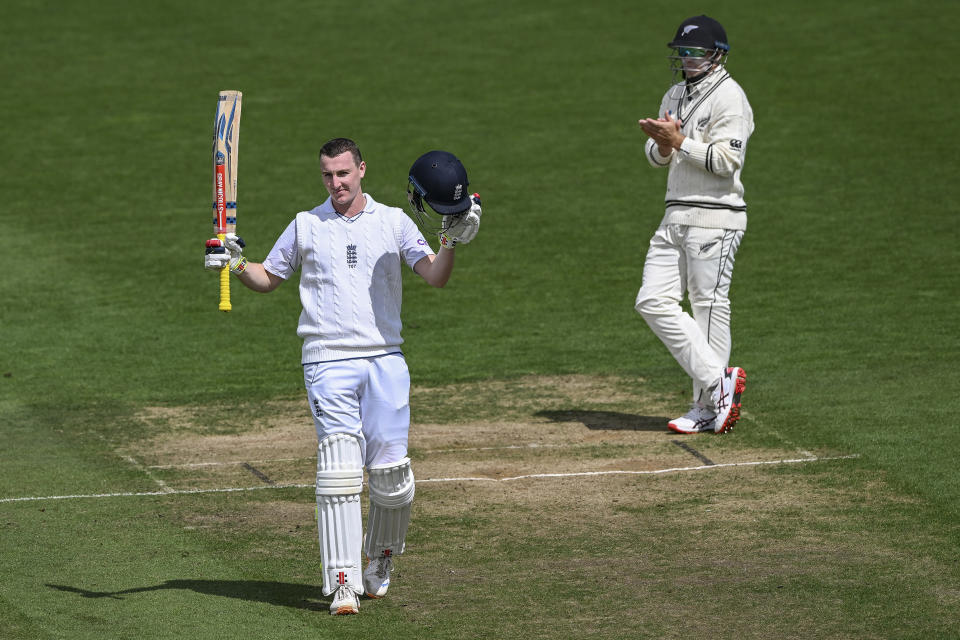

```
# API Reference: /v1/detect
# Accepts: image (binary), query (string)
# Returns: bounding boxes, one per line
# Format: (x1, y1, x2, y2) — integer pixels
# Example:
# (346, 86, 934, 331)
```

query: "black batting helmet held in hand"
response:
(407, 150, 471, 216)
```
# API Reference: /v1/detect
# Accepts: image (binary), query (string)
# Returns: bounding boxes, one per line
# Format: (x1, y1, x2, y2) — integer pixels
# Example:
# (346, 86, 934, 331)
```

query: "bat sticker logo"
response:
(224, 97, 239, 193)
(226, 102, 237, 148)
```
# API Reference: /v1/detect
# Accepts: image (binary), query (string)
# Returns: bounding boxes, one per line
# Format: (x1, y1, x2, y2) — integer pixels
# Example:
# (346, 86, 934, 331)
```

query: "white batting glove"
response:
(204, 233, 247, 273)
(438, 194, 482, 249)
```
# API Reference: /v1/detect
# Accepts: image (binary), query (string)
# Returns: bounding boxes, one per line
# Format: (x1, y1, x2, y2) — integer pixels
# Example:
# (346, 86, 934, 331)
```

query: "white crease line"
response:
(122, 456, 175, 493)
(418, 455, 862, 483)
(0, 484, 315, 504)
(741, 412, 816, 460)
(0, 454, 859, 504)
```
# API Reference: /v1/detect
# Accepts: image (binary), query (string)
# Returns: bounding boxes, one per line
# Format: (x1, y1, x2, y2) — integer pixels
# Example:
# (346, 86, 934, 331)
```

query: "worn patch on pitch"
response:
(118, 376, 955, 638)
(116, 381, 954, 637)
(123, 374, 832, 494)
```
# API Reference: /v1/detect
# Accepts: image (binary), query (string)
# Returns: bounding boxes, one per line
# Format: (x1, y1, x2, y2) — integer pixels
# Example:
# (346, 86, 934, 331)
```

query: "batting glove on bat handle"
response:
(222, 233, 248, 273)
(204, 234, 247, 273)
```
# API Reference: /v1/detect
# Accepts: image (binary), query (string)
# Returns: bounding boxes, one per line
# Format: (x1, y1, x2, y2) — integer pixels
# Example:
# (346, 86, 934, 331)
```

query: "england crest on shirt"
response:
(346, 244, 358, 268)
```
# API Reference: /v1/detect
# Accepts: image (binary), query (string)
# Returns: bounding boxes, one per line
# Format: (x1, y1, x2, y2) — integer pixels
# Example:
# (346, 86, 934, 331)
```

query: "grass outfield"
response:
(2, 0, 958, 638)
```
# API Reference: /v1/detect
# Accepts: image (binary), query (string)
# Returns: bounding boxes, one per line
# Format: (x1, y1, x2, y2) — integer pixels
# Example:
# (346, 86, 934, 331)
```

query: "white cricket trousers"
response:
(303, 353, 410, 467)
(635, 224, 743, 404)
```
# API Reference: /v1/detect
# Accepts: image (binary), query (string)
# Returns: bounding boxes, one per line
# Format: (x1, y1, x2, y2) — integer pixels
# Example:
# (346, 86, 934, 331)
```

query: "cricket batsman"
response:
(204, 140, 482, 614)
(635, 15, 754, 434)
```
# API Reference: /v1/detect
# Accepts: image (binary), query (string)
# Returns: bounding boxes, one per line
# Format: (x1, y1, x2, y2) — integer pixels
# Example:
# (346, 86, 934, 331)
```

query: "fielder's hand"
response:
(438, 193, 482, 249)
(204, 233, 248, 274)
(639, 111, 684, 153)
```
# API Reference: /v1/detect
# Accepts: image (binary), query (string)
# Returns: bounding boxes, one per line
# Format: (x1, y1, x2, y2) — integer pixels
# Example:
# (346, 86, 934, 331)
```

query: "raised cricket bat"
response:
(212, 90, 242, 312)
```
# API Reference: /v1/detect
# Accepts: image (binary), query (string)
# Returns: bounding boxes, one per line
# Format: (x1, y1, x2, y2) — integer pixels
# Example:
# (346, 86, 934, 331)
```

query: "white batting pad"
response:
(316, 434, 364, 596)
(364, 457, 415, 558)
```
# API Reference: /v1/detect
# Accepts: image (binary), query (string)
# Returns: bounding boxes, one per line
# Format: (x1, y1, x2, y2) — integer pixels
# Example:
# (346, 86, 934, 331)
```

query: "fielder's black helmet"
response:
(668, 15, 730, 52)
(407, 150, 471, 215)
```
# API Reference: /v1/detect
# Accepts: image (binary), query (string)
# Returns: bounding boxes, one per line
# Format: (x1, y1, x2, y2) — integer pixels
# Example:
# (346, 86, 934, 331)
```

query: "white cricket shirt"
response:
(645, 67, 754, 230)
(263, 194, 433, 363)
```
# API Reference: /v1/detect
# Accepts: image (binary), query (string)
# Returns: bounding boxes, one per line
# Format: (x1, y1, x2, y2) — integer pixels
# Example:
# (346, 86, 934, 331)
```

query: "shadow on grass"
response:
(46, 580, 328, 611)
(535, 410, 668, 431)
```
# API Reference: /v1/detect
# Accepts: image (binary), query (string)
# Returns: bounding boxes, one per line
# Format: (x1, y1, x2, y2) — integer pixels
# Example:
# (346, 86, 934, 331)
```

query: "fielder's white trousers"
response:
(303, 353, 410, 468)
(635, 224, 743, 404)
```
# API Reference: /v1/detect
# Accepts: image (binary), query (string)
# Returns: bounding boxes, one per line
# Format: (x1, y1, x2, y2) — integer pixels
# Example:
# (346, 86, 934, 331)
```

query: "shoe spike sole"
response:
(716, 369, 746, 434)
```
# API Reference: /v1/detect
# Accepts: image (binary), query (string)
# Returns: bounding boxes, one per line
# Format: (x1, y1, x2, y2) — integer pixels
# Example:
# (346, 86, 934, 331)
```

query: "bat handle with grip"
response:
(217, 232, 232, 312)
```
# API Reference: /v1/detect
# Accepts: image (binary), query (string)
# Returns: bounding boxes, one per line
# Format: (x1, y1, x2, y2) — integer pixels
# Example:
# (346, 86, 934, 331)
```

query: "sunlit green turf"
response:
(1, 0, 957, 637)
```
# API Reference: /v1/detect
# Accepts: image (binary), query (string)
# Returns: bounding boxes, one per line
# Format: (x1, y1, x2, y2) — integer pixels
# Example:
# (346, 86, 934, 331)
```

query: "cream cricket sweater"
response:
(263, 194, 433, 363)
(644, 68, 755, 230)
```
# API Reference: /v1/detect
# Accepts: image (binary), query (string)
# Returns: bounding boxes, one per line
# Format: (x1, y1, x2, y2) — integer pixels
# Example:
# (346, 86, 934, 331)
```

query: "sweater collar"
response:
(683, 67, 728, 98)
(321, 193, 376, 218)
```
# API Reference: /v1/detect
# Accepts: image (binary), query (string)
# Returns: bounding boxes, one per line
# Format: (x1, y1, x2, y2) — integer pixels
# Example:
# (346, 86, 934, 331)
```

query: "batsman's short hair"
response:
(319, 137, 363, 167)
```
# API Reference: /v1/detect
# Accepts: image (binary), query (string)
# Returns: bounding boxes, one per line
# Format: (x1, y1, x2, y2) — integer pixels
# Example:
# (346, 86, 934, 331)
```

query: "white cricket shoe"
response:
(329, 585, 359, 615)
(363, 551, 393, 599)
(711, 367, 747, 434)
(668, 404, 718, 434)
